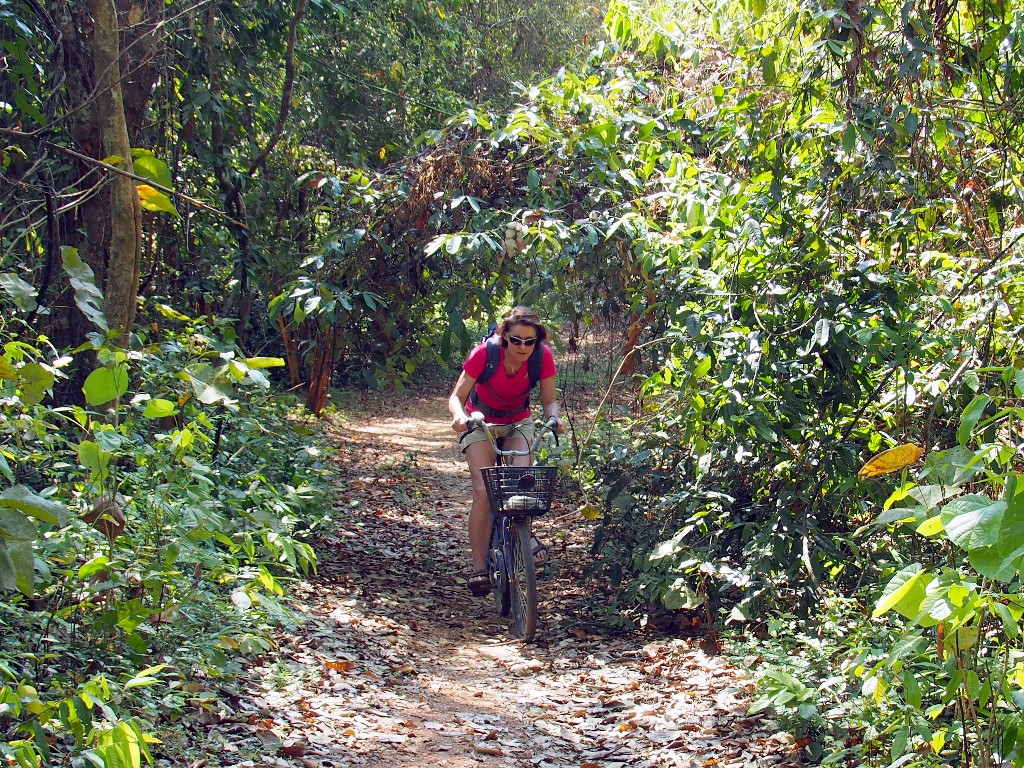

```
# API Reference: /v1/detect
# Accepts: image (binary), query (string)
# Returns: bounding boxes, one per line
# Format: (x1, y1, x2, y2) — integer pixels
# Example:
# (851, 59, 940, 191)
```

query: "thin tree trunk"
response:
(205, 0, 307, 349)
(277, 313, 302, 388)
(89, 0, 142, 341)
(306, 327, 336, 417)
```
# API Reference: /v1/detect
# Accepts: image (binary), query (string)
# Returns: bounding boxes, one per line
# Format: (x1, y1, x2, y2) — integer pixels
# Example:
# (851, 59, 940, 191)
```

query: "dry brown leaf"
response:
(325, 660, 355, 672)
(279, 741, 306, 757)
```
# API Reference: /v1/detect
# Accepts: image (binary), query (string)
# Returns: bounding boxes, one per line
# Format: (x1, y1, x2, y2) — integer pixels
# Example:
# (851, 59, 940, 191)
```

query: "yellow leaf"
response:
(578, 503, 602, 521)
(137, 184, 179, 216)
(858, 443, 924, 480)
(945, 622, 980, 652)
(379, 147, 386, 160)
(916, 516, 944, 537)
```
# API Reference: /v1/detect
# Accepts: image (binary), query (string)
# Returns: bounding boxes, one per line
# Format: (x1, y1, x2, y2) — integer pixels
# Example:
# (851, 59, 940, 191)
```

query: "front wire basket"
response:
(481, 465, 557, 517)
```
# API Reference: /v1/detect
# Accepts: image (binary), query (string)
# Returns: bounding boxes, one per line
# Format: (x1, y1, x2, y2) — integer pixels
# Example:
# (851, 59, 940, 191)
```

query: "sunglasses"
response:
(506, 333, 538, 347)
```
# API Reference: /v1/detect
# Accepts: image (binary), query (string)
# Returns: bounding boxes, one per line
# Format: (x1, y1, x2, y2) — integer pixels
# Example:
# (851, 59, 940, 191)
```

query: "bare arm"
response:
(539, 376, 566, 433)
(448, 371, 477, 432)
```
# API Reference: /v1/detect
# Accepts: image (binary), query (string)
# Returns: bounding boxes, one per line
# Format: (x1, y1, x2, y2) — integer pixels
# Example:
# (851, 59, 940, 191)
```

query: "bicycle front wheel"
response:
(508, 518, 538, 641)
(489, 517, 510, 617)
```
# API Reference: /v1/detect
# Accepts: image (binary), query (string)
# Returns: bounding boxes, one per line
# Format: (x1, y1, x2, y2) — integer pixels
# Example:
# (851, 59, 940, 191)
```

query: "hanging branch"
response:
(246, 0, 307, 177)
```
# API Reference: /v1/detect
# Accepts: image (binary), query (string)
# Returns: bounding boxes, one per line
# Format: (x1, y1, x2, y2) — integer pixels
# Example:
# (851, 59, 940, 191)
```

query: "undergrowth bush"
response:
(0, 307, 333, 766)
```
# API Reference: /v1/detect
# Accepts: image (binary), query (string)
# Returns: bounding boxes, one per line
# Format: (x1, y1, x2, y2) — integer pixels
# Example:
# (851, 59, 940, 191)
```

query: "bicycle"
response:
(467, 412, 559, 642)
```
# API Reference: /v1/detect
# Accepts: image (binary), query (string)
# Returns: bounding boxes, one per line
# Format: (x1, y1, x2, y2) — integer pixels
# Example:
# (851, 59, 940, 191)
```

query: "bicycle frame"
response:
(466, 413, 558, 641)
(466, 412, 557, 463)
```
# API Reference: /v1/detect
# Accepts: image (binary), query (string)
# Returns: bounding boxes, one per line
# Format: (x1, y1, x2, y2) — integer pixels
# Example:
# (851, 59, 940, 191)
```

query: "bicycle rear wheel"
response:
(488, 517, 510, 617)
(508, 518, 538, 641)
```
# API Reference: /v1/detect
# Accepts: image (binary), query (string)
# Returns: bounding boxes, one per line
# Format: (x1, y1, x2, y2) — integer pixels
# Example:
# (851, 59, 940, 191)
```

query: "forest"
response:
(2, 0, 1023, 765)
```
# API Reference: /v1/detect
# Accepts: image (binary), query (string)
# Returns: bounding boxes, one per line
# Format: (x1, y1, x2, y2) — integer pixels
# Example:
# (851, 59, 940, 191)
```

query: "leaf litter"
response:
(161, 394, 804, 768)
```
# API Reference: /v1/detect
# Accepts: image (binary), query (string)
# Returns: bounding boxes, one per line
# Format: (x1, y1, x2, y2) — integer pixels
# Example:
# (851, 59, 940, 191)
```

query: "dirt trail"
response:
(195, 393, 802, 768)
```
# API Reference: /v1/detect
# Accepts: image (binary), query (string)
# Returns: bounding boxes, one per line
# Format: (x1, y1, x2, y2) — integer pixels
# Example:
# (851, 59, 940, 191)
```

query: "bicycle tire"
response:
(508, 518, 538, 641)
(489, 517, 511, 617)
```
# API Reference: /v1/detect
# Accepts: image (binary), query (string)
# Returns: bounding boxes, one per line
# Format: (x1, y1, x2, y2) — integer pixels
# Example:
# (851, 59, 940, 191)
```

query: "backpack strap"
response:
(526, 341, 543, 389)
(468, 337, 544, 418)
(475, 336, 502, 386)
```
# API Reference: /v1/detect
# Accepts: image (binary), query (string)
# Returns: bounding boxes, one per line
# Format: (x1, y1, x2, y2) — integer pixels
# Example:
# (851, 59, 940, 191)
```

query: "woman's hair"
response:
(498, 305, 547, 343)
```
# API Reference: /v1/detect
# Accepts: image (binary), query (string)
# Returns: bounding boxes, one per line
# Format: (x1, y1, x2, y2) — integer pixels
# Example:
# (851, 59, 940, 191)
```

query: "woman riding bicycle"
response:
(448, 306, 566, 596)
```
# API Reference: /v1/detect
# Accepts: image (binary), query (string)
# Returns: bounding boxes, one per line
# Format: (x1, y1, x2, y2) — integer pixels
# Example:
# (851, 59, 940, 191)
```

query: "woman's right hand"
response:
(452, 415, 470, 433)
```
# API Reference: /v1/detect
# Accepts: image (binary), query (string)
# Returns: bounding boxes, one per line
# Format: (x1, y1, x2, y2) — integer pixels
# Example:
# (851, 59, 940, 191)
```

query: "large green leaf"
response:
(907, 484, 960, 510)
(142, 398, 177, 419)
(957, 394, 992, 446)
(78, 440, 111, 471)
(130, 148, 173, 188)
(83, 365, 130, 406)
(0, 485, 69, 526)
(0, 539, 32, 594)
(970, 542, 1024, 584)
(61, 246, 108, 332)
(0, 508, 36, 541)
(969, 490, 1024, 582)
(940, 495, 1006, 551)
(17, 362, 54, 406)
(922, 446, 979, 485)
(9, 540, 33, 596)
(873, 564, 928, 619)
(0, 543, 15, 591)
(244, 357, 285, 370)
(0, 272, 38, 311)
(137, 184, 180, 216)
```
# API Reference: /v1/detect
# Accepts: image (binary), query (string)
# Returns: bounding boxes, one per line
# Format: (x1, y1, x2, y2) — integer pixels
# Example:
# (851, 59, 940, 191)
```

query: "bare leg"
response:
(502, 431, 531, 467)
(464, 440, 497, 572)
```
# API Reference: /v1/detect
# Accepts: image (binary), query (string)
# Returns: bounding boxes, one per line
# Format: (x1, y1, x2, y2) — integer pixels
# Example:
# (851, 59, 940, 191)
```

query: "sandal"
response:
(467, 570, 490, 597)
(531, 536, 549, 568)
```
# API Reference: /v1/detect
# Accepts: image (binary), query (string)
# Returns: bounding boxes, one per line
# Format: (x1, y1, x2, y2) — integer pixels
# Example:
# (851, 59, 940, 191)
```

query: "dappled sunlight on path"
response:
(185, 393, 805, 768)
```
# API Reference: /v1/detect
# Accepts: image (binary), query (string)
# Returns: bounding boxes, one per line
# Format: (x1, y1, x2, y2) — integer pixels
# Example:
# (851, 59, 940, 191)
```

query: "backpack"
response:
(468, 324, 544, 418)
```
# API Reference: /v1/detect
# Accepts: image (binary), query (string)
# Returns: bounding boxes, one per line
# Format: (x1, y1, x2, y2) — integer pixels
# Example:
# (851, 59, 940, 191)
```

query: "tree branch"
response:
(246, 0, 308, 176)
(44, 139, 243, 227)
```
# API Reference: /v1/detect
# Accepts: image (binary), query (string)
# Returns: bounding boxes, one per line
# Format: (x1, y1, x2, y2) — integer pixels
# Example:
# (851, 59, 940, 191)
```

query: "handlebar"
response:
(466, 411, 559, 458)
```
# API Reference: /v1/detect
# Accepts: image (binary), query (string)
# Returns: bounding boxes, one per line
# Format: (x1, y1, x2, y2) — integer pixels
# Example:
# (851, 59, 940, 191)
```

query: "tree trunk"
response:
(41, 0, 161, 364)
(277, 314, 302, 388)
(305, 327, 336, 417)
(89, 0, 142, 341)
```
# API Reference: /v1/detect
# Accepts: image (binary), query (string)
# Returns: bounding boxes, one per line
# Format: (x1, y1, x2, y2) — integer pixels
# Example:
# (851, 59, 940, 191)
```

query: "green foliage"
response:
(859, 379, 1024, 767)
(5, 0, 1024, 763)
(0, 296, 332, 762)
